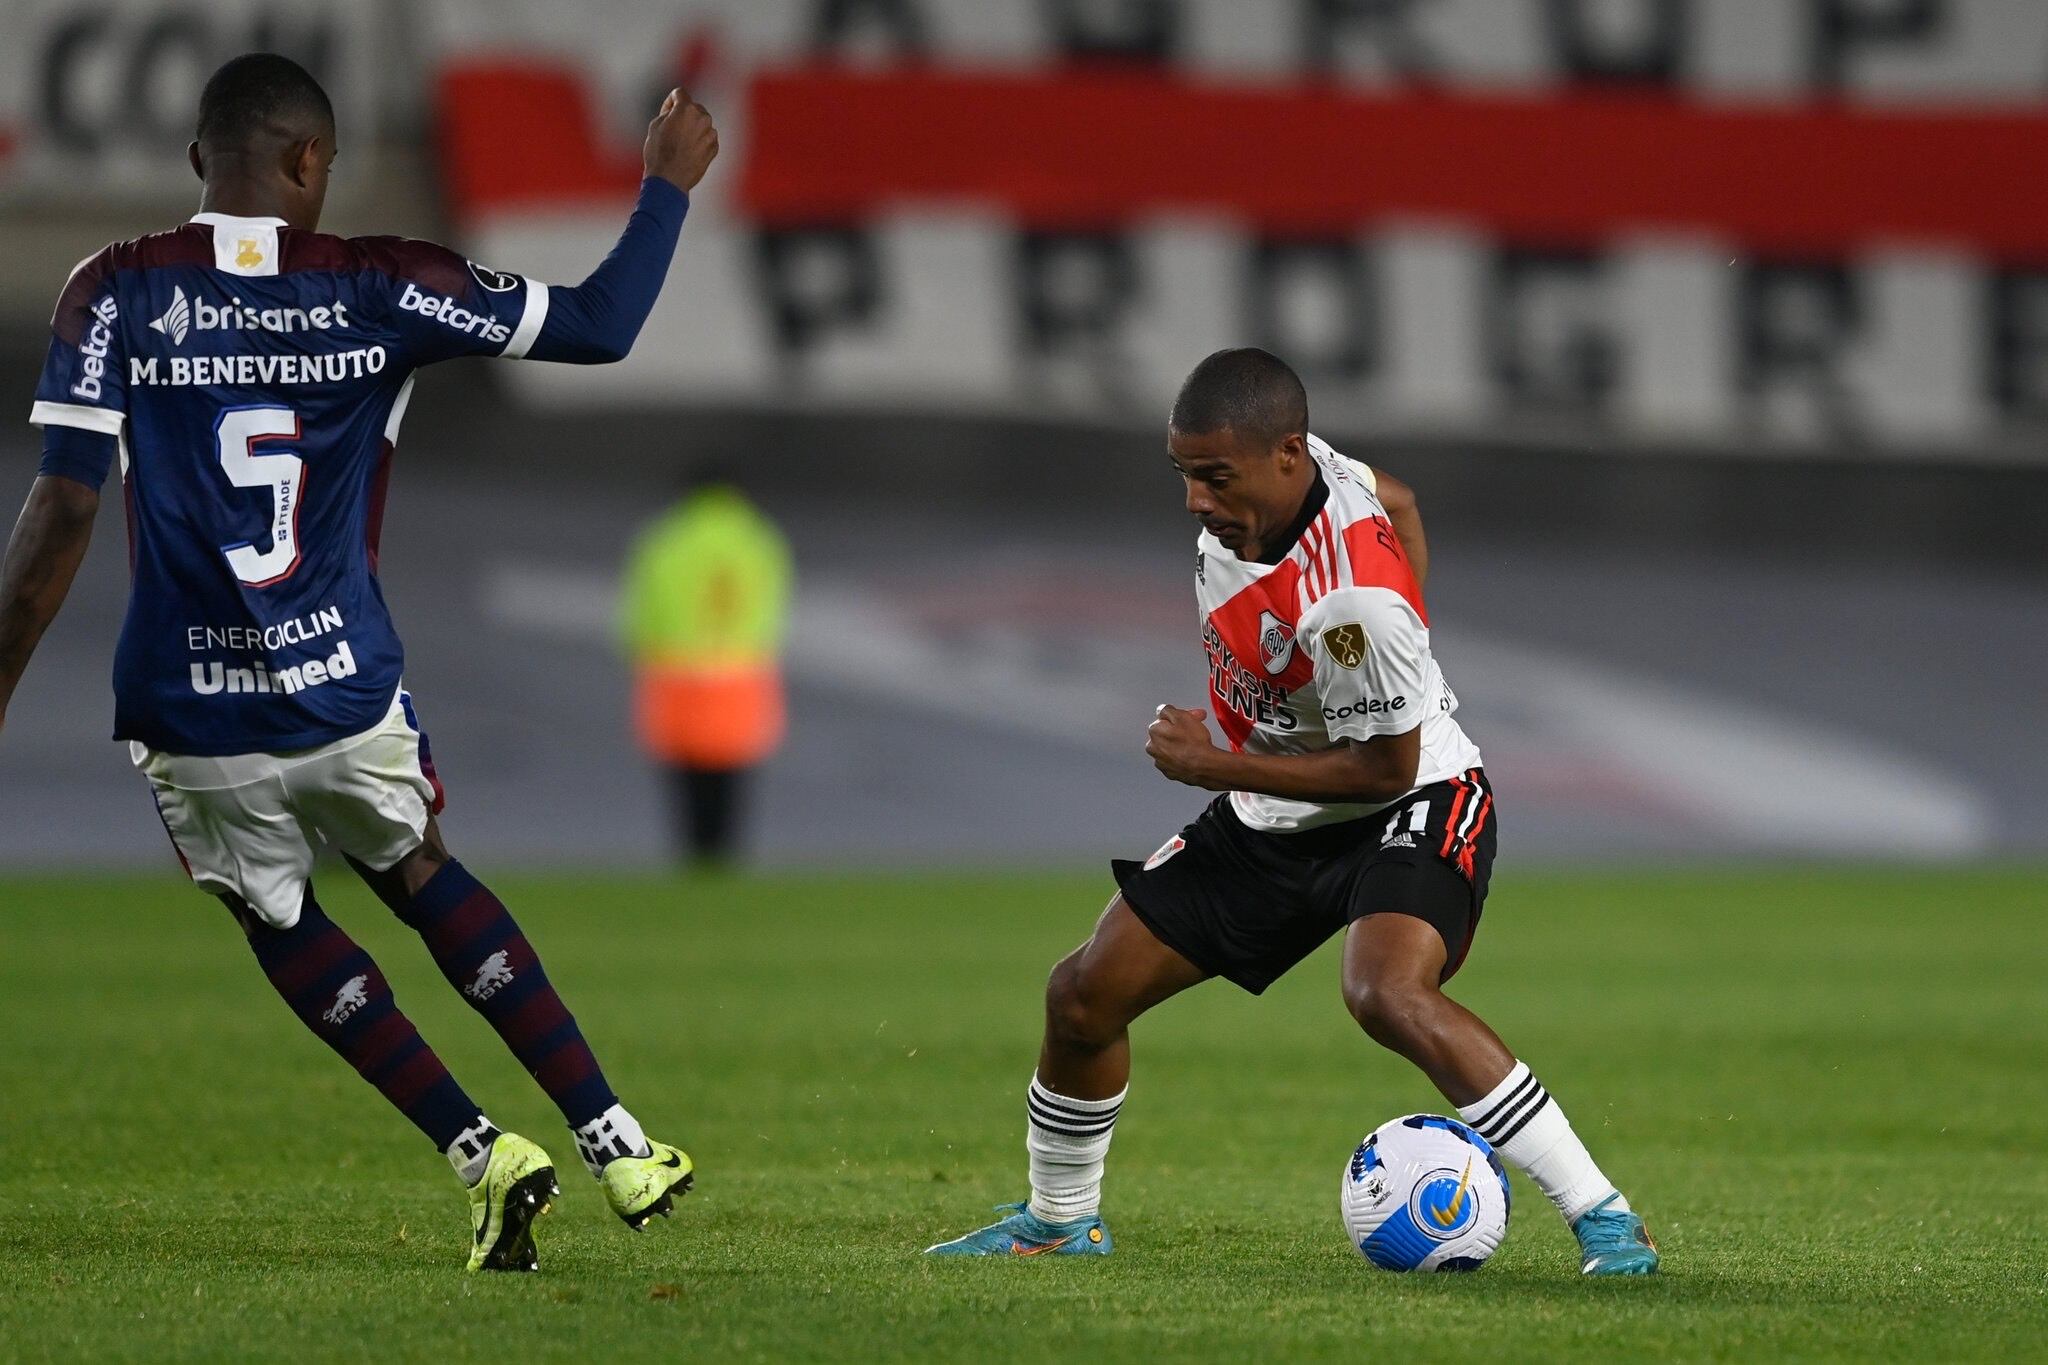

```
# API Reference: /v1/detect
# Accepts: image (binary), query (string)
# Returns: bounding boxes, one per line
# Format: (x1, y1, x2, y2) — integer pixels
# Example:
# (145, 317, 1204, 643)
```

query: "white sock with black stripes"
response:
(1026, 1077, 1124, 1224)
(1456, 1061, 1624, 1225)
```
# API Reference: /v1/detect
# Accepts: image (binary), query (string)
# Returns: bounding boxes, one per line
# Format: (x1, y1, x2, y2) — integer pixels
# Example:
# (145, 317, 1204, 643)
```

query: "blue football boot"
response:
(924, 1202, 1113, 1257)
(1572, 1193, 1659, 1275)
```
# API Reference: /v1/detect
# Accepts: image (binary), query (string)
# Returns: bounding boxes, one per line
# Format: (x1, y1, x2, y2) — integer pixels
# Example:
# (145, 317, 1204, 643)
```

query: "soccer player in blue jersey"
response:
(0, 54, 716, 1272)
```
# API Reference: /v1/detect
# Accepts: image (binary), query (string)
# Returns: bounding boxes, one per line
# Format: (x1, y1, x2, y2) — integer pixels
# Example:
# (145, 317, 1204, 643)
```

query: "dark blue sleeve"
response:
(38, 425, 118, 490)
(367, 237, 539, 368)
(30, 247, 125, 489)
(525, 178, 689, 365)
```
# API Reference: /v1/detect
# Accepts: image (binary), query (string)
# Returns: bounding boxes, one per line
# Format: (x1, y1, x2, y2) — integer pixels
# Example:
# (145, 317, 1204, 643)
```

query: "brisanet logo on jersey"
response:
(148, 285, 352, 346)
(70, 295, 118, 399)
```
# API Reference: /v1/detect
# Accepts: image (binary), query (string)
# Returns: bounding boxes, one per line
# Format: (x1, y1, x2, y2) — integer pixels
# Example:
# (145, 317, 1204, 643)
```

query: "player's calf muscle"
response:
(1343, 978, 1514, 1105)
(1341, 915, 1514, 1102)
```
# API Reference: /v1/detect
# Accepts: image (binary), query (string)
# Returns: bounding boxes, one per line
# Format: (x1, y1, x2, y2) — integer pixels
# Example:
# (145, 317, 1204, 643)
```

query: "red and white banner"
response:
(26, 0, 2044, 457)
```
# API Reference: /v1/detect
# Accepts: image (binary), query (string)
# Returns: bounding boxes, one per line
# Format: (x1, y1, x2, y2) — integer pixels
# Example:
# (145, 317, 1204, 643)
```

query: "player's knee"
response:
(1043, 954, 1124, 1050)
(1343, 973, 1438, 1054)
(222, 890, 299, 939)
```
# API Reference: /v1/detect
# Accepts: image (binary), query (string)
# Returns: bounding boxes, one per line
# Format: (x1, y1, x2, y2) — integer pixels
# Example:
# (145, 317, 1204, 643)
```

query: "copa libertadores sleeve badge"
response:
(1321, 623, 1368, 669)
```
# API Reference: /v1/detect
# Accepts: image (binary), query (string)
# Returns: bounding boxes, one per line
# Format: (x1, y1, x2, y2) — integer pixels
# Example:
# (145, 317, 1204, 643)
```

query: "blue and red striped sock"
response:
(398, 861, 642, 1171)
(245, 896, 488, 1163)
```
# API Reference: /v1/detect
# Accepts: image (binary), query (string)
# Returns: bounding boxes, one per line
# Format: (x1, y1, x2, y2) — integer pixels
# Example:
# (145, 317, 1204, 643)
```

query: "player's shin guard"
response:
(1026, 1077, 1125, 1224)
(395, 860, 641, 1172)
(244, 895, 484, 1153)
(1457, 1060, 1622, 1224)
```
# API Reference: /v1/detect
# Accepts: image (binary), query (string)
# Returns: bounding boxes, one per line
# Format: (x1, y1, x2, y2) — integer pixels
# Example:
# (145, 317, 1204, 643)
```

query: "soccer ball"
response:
(1341, 1114, 1510, 1272)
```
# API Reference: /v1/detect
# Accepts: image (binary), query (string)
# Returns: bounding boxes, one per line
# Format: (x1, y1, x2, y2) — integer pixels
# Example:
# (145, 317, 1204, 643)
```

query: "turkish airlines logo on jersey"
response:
(146, 285, 352, 346)
(1258, 610, 1295, 675)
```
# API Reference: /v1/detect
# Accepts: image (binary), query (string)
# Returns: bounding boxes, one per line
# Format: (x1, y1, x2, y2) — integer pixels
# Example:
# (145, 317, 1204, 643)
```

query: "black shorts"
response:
(1110, 768, 1497, 995)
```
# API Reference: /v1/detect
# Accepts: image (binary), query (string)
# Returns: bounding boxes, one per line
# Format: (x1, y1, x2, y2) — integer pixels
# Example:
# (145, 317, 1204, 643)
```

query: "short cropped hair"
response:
(196, 53, 334, 153)
(1169, 348, 1308, 446)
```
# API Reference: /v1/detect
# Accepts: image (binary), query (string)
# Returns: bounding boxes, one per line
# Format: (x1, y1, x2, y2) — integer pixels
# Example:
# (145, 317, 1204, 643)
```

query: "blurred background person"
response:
(620, 470, 792, 868)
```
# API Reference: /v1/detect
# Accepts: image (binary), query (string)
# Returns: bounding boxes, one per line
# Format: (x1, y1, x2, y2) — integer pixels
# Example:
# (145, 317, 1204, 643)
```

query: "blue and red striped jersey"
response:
(31, 213, 553, 755)
(30, 179, 688, 757)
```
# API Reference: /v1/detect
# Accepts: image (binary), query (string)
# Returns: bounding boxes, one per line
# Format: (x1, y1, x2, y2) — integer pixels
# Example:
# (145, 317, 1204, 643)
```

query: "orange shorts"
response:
(634, 667, 785, 769)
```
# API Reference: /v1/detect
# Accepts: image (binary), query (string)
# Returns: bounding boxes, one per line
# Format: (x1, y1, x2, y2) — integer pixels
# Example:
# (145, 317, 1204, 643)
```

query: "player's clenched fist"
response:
(1146, 704, 1222, 789)
(643, 87, 719, 191)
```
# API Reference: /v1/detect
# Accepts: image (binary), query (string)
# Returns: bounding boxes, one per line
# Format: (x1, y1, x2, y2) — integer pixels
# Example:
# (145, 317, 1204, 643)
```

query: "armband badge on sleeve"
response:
(1321, 622, 1369, 669)
(467, 262, 521, 293)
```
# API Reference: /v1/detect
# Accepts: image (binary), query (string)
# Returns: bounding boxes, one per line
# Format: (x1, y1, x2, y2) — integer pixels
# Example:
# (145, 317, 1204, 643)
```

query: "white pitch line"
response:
(481, 562, 1992, 856)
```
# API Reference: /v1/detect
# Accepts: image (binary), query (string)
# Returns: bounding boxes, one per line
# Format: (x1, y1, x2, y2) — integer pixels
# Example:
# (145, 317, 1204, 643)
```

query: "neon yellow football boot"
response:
(599, 1138, 695, 1229)
(465, 1132, 559, 1272)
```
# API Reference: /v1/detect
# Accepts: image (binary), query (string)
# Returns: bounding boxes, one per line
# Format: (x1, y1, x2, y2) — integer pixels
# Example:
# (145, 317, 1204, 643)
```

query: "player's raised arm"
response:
(377, 90, 717, 371)
(642, 87, 720, 198)
(514, 89, 718, 365)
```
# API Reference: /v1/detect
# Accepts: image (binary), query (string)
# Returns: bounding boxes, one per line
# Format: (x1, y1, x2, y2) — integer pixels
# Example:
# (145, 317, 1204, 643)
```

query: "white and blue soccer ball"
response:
(1341, 1114, 1510, 1272)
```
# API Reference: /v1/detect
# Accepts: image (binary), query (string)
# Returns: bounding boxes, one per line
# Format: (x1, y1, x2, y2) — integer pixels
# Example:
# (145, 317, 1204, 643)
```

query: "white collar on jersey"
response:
(189, 212, 290, 227)
(188, 213, 288, 276)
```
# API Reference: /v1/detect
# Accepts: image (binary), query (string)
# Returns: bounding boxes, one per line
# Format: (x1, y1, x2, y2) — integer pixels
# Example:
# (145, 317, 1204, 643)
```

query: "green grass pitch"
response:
(2, 866, 2044, 1361)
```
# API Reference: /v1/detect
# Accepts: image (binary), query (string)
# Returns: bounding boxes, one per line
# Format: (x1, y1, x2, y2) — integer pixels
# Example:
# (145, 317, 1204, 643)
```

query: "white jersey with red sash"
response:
(1196, 434, 1482, 832)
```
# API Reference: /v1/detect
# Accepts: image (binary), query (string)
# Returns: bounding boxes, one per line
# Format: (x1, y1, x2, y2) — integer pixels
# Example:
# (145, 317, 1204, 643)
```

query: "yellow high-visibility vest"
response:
(620, 487, 793, 767)
(621, 486, 793, 670)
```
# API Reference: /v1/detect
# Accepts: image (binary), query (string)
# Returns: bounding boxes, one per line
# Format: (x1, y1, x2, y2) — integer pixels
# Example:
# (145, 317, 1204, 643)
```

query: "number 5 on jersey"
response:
(216, 406, 305, 587)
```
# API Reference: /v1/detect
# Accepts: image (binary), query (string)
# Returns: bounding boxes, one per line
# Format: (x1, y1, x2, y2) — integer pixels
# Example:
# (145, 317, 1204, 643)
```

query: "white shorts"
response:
(135, 689, 445, 929)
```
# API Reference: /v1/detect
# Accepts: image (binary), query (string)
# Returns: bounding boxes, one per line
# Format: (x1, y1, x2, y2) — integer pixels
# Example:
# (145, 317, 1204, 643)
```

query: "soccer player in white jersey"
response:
(928, 349, 1658, 1275)
(0, 55, 713, 1271)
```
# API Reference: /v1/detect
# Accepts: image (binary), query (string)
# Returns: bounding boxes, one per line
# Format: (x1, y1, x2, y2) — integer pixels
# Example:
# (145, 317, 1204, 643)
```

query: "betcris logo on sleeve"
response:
(71, 294, 119, 400)
(399, 281, 511, 344)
